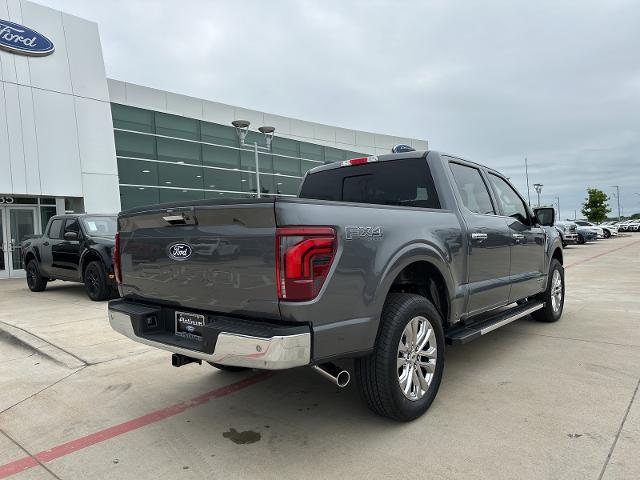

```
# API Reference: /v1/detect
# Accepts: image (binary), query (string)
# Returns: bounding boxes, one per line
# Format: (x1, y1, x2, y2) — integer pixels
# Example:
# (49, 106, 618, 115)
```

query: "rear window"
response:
(299, 158, 441, 209)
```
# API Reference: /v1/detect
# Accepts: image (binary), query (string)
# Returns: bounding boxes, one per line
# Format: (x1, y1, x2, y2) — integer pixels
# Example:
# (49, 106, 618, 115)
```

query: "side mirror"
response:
(534, 207, 555, 226)
(64, 231, 79, 241)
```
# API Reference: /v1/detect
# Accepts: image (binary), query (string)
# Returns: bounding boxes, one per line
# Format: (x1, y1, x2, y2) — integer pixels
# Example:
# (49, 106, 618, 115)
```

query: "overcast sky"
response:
(39, 0, 640, 218)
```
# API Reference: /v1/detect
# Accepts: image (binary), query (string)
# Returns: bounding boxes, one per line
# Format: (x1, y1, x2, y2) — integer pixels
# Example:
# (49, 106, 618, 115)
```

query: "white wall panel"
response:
(81, 173, 120, 213)
(18, 85, 40, 193)
(166, 92, 202, 119)
(234, 107, 264, 129)
(411, 139, 429, 150)
(124, 83, 166, 111)
(263, 113, 291, 135)
(313, 123, 335, 142)
(355, 131, 375, 148)
(3, 82, 26, 193)
(0, 82, 13, 193)
(63, 13, 108, 101)
(202, 99, 234, 125)
(107, 79, 126, 104)
(290, 118, 314, 138)
(22, 1, 72, 94)
(74, 96, 117, 175)
(335, 127, 356, 145)
(32, 88, 82, 196)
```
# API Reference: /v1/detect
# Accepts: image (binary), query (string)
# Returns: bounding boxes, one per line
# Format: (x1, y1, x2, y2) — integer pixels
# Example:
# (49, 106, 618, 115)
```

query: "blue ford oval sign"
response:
(168, 243, 193, 261)
(392, 144, 416, 154)
(0, 19, 54, 56)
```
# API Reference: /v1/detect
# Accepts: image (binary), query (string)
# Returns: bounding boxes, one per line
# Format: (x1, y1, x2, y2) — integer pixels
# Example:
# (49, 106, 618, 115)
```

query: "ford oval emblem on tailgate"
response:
(168, 243, 193, 261)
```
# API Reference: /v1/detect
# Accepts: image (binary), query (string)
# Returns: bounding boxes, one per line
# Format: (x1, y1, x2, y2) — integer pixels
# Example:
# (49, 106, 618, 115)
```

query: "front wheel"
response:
(26, 260, 47, 292)
(604, 230, 611, 239)
(532, 259, 564, 323)
(577, 234, 585, 245)
(355, 293, 445, 421)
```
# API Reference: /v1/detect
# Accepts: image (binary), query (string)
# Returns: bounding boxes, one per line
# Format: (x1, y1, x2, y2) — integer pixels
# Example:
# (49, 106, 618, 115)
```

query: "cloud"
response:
(38, 0, 640, 216)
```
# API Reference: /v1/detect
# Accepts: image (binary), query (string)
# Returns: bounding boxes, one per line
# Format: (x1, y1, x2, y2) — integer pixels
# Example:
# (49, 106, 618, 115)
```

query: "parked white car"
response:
(574, 221, 606, 238)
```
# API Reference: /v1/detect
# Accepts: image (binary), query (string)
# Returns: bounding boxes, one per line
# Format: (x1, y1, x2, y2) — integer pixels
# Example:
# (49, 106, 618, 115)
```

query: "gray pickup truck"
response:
(108, 150, 563, 421)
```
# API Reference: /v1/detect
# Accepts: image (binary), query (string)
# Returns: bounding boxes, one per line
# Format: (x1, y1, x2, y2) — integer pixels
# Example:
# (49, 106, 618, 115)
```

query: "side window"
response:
(48, 219, 63, 239)
(64, 218, 81, 236)
(449, 163, 495, 215)
(488, 174, 529, 224)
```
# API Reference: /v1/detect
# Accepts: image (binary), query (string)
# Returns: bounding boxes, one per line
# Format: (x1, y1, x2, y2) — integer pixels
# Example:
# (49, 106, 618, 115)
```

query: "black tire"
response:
(84, 261, 111, 301)
(577, 234, 585, 245)
(532, 259, 564, 323)
(26, 260, 47, 292)
(355, 293, 445, 422)
(207, 362, 248, 372)
(604, 230, 611, 239)
(562, 241, 567, 248)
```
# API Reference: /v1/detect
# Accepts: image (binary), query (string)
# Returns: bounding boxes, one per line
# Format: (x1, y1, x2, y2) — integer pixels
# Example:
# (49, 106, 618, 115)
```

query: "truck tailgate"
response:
(118, 200, 279, 319)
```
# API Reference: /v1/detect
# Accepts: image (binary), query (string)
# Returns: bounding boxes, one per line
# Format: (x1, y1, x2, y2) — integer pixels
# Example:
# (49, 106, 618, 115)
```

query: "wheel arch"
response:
(79, 249, 105, 281)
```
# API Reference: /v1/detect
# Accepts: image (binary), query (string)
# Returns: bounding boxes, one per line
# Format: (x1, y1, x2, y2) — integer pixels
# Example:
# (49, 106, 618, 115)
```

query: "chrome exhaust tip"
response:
(312, 363, 350, 388)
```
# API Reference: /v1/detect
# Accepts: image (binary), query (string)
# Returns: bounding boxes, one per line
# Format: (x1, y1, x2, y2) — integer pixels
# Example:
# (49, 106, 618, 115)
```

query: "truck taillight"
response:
(341, 156, 377, 167)
(113, 232, 122, 284)
(276, 227, 336, 301)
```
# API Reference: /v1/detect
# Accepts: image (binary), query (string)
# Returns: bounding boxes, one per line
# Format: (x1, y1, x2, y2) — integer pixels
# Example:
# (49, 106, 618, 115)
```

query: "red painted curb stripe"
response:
(565, 239, 640, 269)
(0, 371, 274, 479)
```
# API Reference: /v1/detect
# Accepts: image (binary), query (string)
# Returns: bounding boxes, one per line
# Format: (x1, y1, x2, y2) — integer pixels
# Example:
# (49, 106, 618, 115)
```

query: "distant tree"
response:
(631, 212, 640, 220)
(581, 188, 611, 223)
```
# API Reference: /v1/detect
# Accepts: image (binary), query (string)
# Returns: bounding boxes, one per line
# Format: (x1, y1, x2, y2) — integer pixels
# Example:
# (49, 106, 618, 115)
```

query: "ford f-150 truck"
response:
(108, 150, 564, 421)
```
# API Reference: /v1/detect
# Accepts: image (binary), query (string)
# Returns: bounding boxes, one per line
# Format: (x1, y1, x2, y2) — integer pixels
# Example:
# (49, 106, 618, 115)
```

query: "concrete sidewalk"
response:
(1, 236, 639, 479)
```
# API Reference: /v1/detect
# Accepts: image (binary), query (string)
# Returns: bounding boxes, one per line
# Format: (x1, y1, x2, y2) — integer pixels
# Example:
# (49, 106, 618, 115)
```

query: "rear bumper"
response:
(108, 300, 311, 370)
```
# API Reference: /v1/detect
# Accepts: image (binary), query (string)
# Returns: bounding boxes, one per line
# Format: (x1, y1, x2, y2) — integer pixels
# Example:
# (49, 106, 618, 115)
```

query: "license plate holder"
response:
(175, 311, 206, 341)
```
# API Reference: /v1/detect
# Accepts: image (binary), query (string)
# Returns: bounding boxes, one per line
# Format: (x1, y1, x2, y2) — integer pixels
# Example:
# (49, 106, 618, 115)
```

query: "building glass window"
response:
(115, 130, 156, 159)
(157, 137, 201, 165)
(202, 144, 240, 169)
(156, 112, 200, 141)
(158, 163, 204, 190)
(118, 158, 159, 186)
(203, 168, 243, 193)
(299, 142, 323, 162)
(119, 186, 160, 211)
(201, 122, 238, 147)
(159, 188, 204, 204)
(112, 104, 154, 133)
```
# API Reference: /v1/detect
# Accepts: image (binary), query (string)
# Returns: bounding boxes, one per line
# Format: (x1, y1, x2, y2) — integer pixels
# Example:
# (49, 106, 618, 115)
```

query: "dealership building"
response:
(0, 0, 428, 278)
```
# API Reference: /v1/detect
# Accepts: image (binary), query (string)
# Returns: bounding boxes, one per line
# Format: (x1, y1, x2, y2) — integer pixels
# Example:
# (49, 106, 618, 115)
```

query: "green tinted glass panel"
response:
(271, 137, 299, 158)
(257, 174, 275, 196)
(156, 112, 200, 140)
(115, 130, 156, 159)
(157, 137, 201, 164)
(324, 147, 346, 163)
(40, 198, 56, 205)
(241, 171, 258, 195)
(299, 142, 323, 161)
(273, 156, 300, 176)
(203, 145, 240, 169)
(158, 163, 204, 189)
(112, 104, 154, 133)
(40, 206, 56, 232)
(240, 150, 273, 173)
(119, 186, 160, 210)
(274, 176, 301, 196)
(203, 168, 243, 192)
(118, 158, 158, 186)
(301, 159, 320, 175)
(159, 188, 204, 204)
(201, 122, 238, 147)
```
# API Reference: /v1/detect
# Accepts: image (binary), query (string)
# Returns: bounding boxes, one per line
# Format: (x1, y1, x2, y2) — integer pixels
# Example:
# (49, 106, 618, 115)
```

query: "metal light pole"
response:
(554, 196, 560, 220)
(525, 157, 531, 206)
(533, 183, 543, 207)
(232, 120, 275, 199)
(610, 185, 621, 221)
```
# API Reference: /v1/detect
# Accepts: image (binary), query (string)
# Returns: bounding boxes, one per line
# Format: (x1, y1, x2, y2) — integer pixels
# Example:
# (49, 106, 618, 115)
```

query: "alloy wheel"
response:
(551, 269, 563, 313)
(397, 316, 438, 401)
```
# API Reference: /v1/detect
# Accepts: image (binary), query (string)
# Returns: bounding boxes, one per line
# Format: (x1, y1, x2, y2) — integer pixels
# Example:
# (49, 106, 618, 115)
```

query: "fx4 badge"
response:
(345, 225, 383, 241)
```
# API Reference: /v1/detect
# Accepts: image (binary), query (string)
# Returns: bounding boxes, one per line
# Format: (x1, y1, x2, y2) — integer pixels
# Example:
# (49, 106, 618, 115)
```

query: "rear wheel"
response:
(84, 261, 111, 301)
(208, 362, 249, 372)
(532, 259, 564, 323)
(577, 233, 585, 244)
(603, 230, 611, 239)
(26, 260, 47, 292)
(355, 293, 445, 421)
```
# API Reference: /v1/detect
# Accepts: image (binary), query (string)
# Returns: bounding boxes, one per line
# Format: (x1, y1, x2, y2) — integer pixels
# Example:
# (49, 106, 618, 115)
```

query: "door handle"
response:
(471, 233, 488, 240)
(512, 234, 525, 239)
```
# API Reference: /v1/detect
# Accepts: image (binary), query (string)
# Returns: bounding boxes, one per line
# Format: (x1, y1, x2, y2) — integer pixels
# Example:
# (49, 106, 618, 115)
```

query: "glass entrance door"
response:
(0, 208, 7, 279)
(1, 206, 38, 278)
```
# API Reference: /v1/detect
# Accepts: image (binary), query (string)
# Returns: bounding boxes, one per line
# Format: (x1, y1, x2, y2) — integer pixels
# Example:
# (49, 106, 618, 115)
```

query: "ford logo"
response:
(0, 19, 54, 56)
(168, 243, 193, 261)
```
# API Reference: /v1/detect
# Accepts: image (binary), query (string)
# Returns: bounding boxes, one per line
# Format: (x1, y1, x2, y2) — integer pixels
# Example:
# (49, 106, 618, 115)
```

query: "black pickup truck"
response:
(108, 150, 563, 421)
(21, 214, 118, 301)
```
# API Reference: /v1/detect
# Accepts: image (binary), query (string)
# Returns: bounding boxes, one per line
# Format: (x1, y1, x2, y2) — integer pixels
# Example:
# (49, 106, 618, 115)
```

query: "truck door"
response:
(487, 173, 545, 302)
(55, 217, 83, 280)
(40, 217, 64, 277)
(449, 162, 512, 316)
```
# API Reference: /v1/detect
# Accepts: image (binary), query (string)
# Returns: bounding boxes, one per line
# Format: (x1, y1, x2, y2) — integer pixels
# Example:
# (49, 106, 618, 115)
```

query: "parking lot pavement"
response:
(1, 236, 639, 480)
